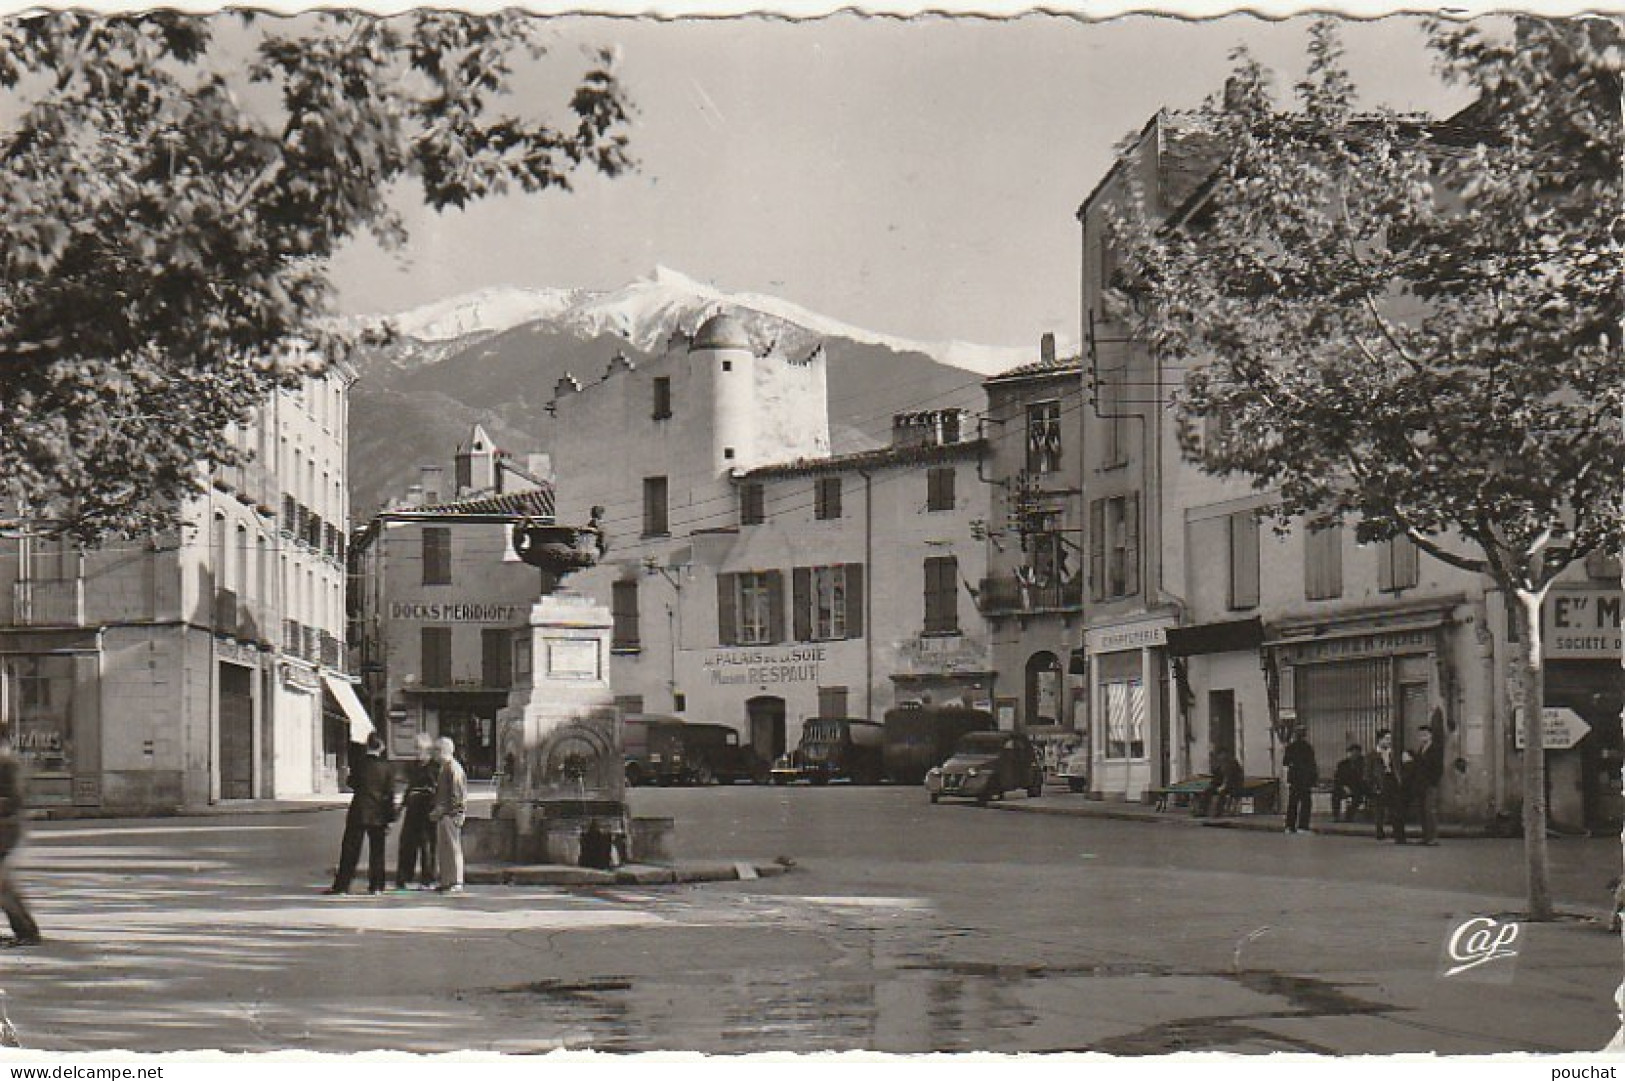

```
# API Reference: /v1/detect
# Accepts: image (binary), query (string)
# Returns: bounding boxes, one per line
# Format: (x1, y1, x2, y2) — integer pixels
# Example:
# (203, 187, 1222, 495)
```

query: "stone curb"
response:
(32, 799, 351, 822)
(463, 861, 791, 887)
(987, 798, 1488, 839)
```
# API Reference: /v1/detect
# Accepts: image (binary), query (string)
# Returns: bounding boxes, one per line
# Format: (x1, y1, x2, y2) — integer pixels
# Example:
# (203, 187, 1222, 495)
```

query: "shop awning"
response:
(322, 673, 375, 743)
(1164, 617, 1265, 658)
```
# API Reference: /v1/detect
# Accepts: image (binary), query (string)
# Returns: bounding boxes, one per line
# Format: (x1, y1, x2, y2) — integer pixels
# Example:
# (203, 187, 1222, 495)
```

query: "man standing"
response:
(1331, 743, 1368, 822)
(1282, 726, 1318, 834)
(1370, 728, 1406, 843)
(325, 732, 396, 896)
(395, 734, 439, 891)
(431, 737, 467, 894)
(1413, 724, 1445, 846)
(0, 734, 41, 947)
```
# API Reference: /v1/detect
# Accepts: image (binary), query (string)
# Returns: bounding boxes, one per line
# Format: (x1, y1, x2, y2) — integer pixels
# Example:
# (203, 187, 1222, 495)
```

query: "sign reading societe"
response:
(389, 601, 525, 623)
(1542, 589, 1622, 659)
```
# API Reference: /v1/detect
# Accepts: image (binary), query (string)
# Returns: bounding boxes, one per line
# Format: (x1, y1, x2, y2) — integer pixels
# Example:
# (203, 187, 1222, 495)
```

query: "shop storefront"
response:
(1541, 587, 1622, 832)
(1086, 617, 1174, 800)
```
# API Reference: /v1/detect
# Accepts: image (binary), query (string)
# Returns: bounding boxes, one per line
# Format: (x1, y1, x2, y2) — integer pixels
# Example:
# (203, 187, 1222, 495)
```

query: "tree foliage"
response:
(0, 12, 633, 543)
(1112, 16, 1622, 918)
(1118, 17, 1622, 588)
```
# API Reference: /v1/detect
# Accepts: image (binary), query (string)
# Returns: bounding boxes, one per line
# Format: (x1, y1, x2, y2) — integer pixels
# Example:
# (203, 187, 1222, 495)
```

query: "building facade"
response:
(978, 337, 1087, 765)
(350, 432, 554, 780)
(549, 315, 992, 764)
(0, 363, 357, 812)
(1077, 110, 1622, 829)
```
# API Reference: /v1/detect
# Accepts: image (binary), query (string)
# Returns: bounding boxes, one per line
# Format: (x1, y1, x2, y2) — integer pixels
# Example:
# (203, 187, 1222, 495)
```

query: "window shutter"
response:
(766, 570, 786, 644)
(829, 479, 842, 519)
(844, 563, 864, 639)
(1228, 511, 1260, 609)
(792, 567, 812, 641)
(940, 557, 959, 633)
(1123, 494, 1141, 597)
(1089, 499, 1106, 602)
(923, 559, 938, 633)
(716, 573, 737, 646)
(1395, 535, 1420, 589)
(1377, 541, 1396, 592)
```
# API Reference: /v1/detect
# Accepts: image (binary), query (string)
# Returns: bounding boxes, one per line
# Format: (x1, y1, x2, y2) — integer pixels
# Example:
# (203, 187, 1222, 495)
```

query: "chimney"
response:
(419, 466, 444, 506)
(403, 483, 424, 509)
(1041, 332, 1056, 366)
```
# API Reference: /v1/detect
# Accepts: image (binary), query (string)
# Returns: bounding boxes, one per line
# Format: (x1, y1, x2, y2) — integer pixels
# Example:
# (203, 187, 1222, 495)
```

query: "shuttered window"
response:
(792, 564, 863, 641)
(817, 686, 849, 719)
(1378, 536, 1420, 592)
(926, 467, 955, 512)
(481, 628, 511, 688)
(814, 477, 842, 520)
(642, 477, 669, 537)
(1227, 511, 1260, 610)
(740, 483, 766, 525)
(1091, 495, 1141, 600)
(924, 556, 960, 635)
(612, 579, 640, 651)
(1304, 524, 1344, 601)
(422, 527, 452, 586)
(720, 571, 784, 646)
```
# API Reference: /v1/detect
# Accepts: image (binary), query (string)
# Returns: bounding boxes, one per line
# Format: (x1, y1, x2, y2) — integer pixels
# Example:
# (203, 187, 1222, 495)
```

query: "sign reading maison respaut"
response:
(1542, 589, 1622, 659)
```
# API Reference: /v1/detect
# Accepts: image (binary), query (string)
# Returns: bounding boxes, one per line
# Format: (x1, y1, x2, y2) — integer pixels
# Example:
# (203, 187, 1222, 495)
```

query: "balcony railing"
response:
(978, 573, 1084, 616)
(12, 579, 84, 626)
(320, 632, 342, 669)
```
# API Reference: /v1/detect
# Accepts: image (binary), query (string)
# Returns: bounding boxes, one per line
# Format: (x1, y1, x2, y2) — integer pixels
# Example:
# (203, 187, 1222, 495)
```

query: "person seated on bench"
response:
(1196, 749, 1246, 817)
(1331, 742, 1369, 822)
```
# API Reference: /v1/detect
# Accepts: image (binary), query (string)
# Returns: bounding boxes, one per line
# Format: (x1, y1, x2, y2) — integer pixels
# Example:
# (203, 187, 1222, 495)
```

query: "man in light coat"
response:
(430, 737, 467, 894)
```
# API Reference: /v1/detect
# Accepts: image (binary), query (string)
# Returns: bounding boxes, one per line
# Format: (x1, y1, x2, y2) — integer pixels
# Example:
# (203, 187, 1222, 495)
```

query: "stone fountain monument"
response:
(481, 508, 668, 868)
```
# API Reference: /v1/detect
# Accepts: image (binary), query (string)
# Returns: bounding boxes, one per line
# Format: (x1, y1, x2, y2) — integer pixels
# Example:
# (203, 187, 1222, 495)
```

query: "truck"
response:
(782, 717, 886, 785)
(622, 714, 688, 787)
(882, 705, 997, 785)
(678, 722, 768, 785)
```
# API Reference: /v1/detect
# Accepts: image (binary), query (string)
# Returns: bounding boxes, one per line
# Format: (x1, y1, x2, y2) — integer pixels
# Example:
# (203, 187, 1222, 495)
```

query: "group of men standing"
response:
(325, 732, 468, 896)
(1320, 725, 1446, 844)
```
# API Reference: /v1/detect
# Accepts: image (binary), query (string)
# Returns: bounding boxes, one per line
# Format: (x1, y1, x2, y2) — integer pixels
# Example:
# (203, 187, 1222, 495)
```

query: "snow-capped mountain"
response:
(360, 267, 1037, 376)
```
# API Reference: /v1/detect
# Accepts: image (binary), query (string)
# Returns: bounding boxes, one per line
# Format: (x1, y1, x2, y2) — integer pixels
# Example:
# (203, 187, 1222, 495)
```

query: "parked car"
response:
(926, 731, 1045, 805)
(622, 714, 688, 787)
(786, 717, 885, 784)
(882, 705, 996, 784)
(1059, 748, 1090, 794)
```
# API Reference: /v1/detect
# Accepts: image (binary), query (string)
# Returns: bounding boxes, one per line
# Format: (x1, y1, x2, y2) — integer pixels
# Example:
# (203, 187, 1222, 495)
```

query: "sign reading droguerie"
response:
(389, 601, 526, 623)
(1542, 589, 1622, 659)
(704, 646, 826, 686)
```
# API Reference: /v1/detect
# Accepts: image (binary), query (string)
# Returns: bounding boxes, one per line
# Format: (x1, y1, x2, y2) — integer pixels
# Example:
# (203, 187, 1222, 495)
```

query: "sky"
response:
(325, 14, 1477, 350)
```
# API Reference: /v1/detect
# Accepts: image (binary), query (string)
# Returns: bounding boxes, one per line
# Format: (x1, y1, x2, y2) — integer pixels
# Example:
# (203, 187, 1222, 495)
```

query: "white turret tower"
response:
(690, 313, 756, 475)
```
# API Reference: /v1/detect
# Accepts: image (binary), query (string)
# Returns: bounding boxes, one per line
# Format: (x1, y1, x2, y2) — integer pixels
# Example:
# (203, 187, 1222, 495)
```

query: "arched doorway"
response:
(1025, 651, 1062, 729)
(746, 696, 786, 765)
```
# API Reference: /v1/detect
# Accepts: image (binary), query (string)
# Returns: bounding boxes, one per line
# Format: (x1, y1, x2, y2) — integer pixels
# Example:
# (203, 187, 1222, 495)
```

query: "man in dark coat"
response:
(0, 735, 41, 947)
(1282, 726, 1318, 834)
(1413, 724, 1445, 845)
(394, 734, 439, 891)
(326, 732, 396, 895)
(1369, 728, 1407, 843)
(1331, 743, 1368, 822)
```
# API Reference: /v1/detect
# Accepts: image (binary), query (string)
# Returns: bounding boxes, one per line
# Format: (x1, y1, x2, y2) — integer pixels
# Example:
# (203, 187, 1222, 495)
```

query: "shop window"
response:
(792, 565, 862, 642)
(1304, 524, 1343, 601)
(923, 556, 959, 635)
(927, 467, 955, 512)
(0, 655, 75, 775)
(815, 477, 843, 521)
(1377, 536, 1420, 592)
(1102, 678, 1146, 760)
(421, 627, 452, 687)
(612, 579, 641, 652)
(1027, 400, 1063, 475)
(1026, 652, 1061, 728)
(421, 527, 452, 586)
(642, 476, 669, 537)
(1228, 511, 1261, 610)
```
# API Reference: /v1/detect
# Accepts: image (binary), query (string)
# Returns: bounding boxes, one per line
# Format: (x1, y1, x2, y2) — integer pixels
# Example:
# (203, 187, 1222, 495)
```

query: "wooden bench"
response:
(1151, 775, 1280, 815)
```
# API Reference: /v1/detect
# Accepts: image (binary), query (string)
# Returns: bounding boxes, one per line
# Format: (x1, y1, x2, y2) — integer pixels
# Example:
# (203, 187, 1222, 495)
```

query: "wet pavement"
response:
(0, 786, 1618, 1054)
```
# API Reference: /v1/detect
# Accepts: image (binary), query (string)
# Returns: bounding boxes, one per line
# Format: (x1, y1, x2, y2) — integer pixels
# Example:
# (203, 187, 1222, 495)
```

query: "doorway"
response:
(218, 663, 254, 800)
(1207, 690, 1236, 771)
(747, 696, 786, 765)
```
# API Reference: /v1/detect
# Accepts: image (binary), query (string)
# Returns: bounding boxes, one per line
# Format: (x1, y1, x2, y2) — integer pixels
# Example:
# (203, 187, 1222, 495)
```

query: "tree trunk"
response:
(1514, 587, 1553, 920)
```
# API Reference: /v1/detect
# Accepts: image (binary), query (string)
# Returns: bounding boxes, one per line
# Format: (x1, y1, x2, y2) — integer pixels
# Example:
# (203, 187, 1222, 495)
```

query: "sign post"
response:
(1512, 706, 1593, 751)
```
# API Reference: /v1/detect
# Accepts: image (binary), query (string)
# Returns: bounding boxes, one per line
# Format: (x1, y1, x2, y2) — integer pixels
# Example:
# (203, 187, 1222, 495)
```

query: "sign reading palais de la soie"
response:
(704, 646, 826, 686)
(389, 601, 526, 623)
